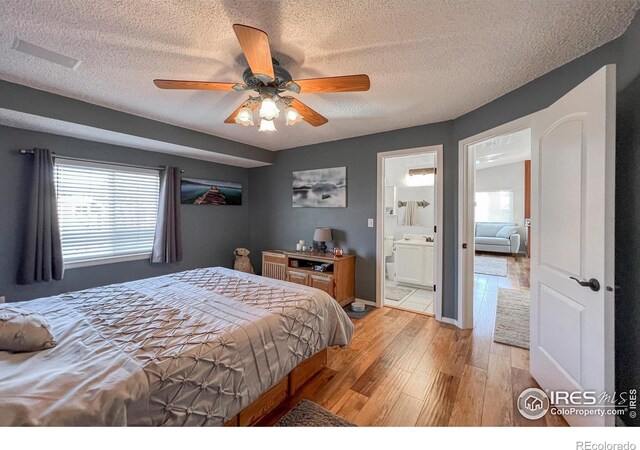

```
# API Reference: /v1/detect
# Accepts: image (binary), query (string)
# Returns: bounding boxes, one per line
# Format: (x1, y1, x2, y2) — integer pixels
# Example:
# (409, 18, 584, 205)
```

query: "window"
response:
(475, 190, 514, 222)
(54, 159, 160, 268)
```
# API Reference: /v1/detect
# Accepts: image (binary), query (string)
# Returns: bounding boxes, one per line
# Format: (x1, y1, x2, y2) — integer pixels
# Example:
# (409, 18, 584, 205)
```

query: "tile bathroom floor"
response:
(385, 280, 434, 315)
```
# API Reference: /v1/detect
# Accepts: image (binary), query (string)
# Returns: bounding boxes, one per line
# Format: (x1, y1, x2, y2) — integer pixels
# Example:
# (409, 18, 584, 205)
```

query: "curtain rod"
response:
(18, 149, 184, 173)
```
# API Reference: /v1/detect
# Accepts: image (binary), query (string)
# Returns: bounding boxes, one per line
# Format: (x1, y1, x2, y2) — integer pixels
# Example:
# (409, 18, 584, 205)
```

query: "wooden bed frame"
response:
(224, 348, 328, 426)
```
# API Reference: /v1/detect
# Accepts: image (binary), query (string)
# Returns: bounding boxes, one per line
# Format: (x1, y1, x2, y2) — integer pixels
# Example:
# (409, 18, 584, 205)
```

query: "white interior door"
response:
(530, 65, 616, 426)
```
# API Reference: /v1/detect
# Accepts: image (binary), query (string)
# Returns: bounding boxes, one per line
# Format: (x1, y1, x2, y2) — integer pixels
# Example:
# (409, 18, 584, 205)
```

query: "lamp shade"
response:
(313, 227, 332, 242)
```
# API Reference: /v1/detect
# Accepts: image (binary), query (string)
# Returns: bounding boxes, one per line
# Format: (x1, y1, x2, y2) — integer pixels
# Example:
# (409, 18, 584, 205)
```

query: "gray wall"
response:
(249, 121, 455, 314)
(615, 72, 640, 427)
(0, 125, 251, 302)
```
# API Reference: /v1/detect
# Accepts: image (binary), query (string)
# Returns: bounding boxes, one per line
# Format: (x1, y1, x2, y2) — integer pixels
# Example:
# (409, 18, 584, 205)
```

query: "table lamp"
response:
(313, 227, 332, 253)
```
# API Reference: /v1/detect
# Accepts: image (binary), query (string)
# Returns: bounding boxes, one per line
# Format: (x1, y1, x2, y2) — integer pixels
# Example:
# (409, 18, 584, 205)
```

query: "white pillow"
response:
(496, 225, 519, 238)
(0, 306, 57, 353)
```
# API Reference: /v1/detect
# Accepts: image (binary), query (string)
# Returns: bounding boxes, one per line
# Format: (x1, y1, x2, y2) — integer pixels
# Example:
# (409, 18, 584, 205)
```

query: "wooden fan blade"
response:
(233, 24, 274, 82)
(224, 100, 258, 124)
(284, 97, 328, 127)
(154, 79, 237, 91)
(293, 74, 370, 93)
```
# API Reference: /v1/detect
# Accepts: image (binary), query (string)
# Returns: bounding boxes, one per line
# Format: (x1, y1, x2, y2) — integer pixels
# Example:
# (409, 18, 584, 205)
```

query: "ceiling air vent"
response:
(11, 38, 81, 70)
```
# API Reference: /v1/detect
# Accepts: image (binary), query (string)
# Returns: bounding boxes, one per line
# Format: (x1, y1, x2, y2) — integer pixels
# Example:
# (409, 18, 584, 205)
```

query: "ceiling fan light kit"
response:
(258, 118, 277, 133)
(285, 106, 303, 126)
(258, 97, 280, 120)
(234, 106, 254, 126)
(153, 24, 370, 133)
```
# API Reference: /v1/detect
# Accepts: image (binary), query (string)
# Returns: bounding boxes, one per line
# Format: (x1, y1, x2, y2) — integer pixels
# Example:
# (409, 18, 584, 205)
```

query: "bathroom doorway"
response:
(375, 145, 443, 319)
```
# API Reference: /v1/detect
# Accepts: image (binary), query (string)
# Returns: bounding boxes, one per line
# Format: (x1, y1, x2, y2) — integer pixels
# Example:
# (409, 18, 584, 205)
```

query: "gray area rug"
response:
(385, 285, 414, 301)
(475, 256, 508, 277)
(274, 400, 357, 427)
(494, 288, 530, 349)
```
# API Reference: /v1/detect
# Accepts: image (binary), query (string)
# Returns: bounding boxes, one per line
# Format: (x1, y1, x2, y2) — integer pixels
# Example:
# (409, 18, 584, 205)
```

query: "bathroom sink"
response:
(394, 234, 434, 246)
(393, 239, 434, 246)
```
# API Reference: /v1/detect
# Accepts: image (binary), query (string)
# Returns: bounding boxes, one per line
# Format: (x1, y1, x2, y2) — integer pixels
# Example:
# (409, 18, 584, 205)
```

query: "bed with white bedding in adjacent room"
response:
(0, 267, 354, 426)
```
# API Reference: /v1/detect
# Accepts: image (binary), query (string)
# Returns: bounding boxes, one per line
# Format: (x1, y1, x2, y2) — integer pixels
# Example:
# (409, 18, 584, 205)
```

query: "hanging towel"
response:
(404, 201, 420, 226)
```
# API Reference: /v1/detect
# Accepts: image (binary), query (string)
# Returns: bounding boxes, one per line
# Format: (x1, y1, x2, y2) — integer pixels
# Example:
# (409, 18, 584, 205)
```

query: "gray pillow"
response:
(496, 225, 519, 238)
(0, 306, 57, 353)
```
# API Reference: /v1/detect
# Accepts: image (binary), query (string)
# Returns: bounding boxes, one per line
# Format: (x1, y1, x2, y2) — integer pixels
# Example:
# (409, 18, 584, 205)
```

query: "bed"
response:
(0, 267, 354, 426)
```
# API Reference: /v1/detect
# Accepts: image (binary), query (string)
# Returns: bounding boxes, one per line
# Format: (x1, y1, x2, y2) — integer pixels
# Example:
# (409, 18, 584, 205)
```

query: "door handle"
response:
(569, 277, 600, 292)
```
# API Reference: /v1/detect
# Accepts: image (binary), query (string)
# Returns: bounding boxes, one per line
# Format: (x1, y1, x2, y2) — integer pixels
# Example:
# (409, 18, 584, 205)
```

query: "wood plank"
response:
(413, 326, 455, 374)
(448, 364, 487, 426)
(382, 393, 424, 427)
(332, 389, 369, 423)
(352, 366, 411, 426)
(395, 317, 440, 372)
(351, 360, 393, 398)
(490, 341, 513, 359)
(403, 367, 438, 402)
(415, 371, 461, 426)
(481, 354, 513, 426)
(310, 310, 412, 410)
(440, 328, 473, 377)
(510, 346, 530, 371)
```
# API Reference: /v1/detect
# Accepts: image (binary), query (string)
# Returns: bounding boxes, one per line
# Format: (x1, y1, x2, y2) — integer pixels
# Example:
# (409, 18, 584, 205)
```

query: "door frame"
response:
(376, 145, 444, 321)
(457, 114, 534, 329)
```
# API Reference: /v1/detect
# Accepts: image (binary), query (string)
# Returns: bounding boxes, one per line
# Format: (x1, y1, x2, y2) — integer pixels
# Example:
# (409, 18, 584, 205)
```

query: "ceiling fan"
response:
(153, 24, 370, 132)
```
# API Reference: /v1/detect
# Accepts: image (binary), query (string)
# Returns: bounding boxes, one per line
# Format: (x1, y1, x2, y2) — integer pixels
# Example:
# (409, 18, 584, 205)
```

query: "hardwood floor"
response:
(259, 253, 567, 427)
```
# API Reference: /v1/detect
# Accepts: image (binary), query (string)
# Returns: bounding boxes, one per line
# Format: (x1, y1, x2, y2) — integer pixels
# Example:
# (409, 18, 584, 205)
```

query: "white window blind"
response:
(475, 190, 514, 222)
(54, 159, 160, 266)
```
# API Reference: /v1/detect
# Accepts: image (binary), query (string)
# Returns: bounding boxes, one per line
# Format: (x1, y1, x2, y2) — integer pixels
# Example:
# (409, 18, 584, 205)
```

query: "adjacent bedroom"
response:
(0, 1, 639, 446)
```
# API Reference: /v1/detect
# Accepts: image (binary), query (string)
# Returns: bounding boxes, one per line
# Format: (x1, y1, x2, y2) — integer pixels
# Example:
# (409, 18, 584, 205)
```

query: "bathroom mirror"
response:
(384, 185, 397, 216)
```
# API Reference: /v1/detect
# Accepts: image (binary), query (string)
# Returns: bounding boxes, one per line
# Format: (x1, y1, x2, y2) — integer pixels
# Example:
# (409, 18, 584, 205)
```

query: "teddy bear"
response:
(233, 248, 255, 274)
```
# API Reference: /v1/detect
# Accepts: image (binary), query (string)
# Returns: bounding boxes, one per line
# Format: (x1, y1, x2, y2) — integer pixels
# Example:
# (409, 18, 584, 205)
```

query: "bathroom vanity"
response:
(393, 236, 434, 288)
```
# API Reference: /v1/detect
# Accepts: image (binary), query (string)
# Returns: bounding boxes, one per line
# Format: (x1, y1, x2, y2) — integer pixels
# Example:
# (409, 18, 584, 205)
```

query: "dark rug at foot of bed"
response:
(274, 400, 357, 427)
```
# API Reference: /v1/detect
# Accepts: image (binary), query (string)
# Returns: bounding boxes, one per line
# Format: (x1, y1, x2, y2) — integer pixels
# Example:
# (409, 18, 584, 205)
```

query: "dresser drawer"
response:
(286, 270, 309, 286)
(309, 273, 334, 296)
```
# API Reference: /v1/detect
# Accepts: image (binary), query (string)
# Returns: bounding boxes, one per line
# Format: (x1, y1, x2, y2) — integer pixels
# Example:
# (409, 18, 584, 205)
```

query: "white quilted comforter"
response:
(0, 267, 354, 426)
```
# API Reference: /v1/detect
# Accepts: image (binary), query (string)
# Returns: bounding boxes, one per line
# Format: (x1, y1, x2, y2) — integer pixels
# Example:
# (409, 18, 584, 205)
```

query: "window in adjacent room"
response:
(475, 190, 514, 222)
(54, 159, 160, 268)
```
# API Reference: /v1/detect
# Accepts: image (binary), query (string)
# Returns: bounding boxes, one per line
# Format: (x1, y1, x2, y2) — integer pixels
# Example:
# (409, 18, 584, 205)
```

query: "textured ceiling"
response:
(0, 0, 638, 151)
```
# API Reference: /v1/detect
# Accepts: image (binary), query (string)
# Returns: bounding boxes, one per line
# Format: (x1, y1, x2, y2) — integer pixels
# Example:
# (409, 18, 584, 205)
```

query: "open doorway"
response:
(375, 145, 443, 319)
(458, 116, 534, 330)
(469, 128, 532, 348)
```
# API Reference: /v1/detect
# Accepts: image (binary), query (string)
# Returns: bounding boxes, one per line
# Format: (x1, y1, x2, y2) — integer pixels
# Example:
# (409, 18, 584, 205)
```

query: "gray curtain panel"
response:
(151, 166, 183, 263)
(17, 149, 64, 284)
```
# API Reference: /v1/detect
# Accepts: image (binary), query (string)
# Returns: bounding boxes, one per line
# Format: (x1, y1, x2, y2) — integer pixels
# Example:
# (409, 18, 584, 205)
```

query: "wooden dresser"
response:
(261, 250, 356, 306)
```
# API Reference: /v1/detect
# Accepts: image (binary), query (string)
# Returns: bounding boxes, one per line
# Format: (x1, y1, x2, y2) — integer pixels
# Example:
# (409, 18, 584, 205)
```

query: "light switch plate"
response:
(0, 296, 5, 304)
(367, 218, 374, 228)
